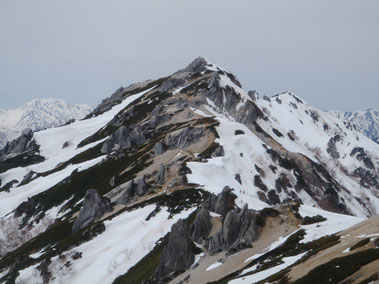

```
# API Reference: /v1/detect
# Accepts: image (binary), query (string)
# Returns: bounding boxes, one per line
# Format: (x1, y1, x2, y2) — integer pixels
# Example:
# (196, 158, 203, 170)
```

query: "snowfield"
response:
(16, 206, 195, 284)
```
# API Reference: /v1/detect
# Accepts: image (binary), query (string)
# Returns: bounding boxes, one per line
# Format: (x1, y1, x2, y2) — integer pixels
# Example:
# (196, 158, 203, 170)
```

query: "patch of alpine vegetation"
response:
(293, 248, 379, 284)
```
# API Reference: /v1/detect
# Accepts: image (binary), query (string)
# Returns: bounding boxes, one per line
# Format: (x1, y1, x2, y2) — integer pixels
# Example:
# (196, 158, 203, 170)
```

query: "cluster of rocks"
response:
(353, 167, 378, 188)
(350, 147, 375, 170)
(115, 175, 154, 205)
(207, 204, 261, 255)
(153, 186, 264, 281)
(101, 125, 147, 154)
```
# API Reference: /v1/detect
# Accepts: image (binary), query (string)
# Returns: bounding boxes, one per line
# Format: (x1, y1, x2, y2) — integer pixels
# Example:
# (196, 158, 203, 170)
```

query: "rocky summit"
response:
(0, 58, 378, 284)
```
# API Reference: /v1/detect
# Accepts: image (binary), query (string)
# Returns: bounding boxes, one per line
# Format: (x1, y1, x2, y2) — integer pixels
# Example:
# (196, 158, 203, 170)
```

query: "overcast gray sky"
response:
(1, 0, 378, 111)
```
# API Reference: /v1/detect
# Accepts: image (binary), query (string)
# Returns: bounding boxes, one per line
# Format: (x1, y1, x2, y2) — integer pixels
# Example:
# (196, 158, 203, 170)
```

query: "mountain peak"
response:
(181, 56, 210, 73)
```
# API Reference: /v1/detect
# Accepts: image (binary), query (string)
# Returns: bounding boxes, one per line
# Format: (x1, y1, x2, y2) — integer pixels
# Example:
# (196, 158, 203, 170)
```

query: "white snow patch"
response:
(205, 261, 223, 271)
(27, 206, 195, 284)
(210, 212, 221, 218)
(0, 155, 105, 217)
(299, 205, 364, 243)
(231, 252, 307, 284)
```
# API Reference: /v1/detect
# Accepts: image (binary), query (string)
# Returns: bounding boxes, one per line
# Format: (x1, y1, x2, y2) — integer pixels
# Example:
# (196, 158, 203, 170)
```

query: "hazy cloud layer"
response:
(1, 0, 378, 110)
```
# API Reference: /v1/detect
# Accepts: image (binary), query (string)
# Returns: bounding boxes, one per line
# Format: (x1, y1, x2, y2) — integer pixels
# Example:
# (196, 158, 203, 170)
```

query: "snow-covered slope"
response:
(329, 109, 379, 144)
(0, 58, 378, 284)
(0, 98, 92, 148)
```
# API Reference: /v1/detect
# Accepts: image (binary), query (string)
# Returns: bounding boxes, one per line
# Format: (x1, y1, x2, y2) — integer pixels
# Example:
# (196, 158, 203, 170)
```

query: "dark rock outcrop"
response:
(129, 125, 147, 145)
(248, 90, 258, 101)
(154, 219, 194, 280)
(101, 125, 148, 154)
(350, 147, 375, 170)
(207, 204, 261, 255)
(14, 197, 36, 218)
(257, 191, 269, 204)
(181, 57, 208, 73)
(263, 95, 271, 102)
(0, 128, 37, 162)
(189, 207, 211, 243)
(19, 171, 37, 185)
(72, 189, 112, 232)
(153, 142, 165, 155)
(267, 190, 281, 205)
(234, 130, 245, 135)
(155, 164, 166, 185)
(275, 174, 291, 193)
(116, 175, 153, 204)
(204, 186, 237, 216)
(158, 75, 188, 93)
(36, 258, 52, 283)
(149, 114, 171, 129)
(326, 135, 341, 159)
(0, 179, 18, 192)
(91, 80, 154, 116)
(101, 126, 131, 153)
(235, 174, 242, 184)
(353, 167, 378, 188)
(214, 145, 224, 157)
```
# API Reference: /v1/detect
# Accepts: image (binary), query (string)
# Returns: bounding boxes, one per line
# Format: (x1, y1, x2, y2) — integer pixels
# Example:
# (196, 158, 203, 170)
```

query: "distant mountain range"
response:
(329, 109, 379, 144)
(0, 98, 92, 148)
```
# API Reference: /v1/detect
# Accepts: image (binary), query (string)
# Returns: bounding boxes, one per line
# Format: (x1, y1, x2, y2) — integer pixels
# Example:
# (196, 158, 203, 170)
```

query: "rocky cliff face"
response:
(0, 58, 378, 284)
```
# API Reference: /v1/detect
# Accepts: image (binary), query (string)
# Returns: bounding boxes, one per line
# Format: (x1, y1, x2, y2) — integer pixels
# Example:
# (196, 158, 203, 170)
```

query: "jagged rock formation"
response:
(72, 189, 112, 232)
(154, 219, 195, 280)
(204, 186, 237, 217)
(0, 129, 36, 161)
(207, 204, 262, 255)
(101, 126, 131, 153)
(166, 127, 206, 149)
(155, 164, 166, 185)
(189, 206, 211, 243)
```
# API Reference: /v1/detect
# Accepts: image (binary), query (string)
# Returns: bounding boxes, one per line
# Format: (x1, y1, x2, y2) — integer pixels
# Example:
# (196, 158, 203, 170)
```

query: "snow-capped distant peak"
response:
(329, 108, 379, 144)
(0, 98, 92, 148)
